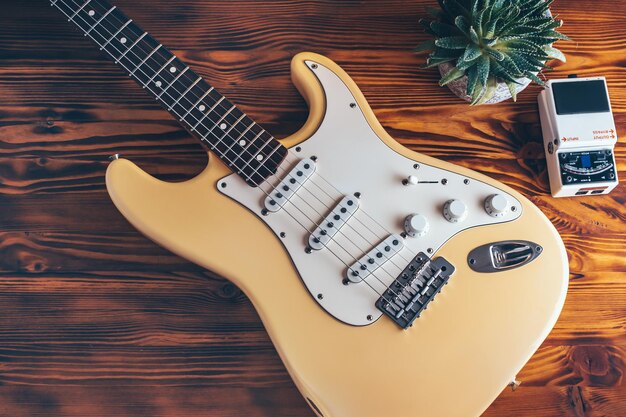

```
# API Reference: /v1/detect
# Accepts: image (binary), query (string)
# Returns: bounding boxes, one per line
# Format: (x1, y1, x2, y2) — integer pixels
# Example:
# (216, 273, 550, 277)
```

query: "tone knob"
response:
(484, 194, 509, 217)
(404, 214, 429, 237)
(443, 199, 467, 223)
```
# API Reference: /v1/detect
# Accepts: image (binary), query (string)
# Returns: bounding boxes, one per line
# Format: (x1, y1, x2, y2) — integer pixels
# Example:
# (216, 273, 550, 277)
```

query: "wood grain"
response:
(0, 0, 624, 416)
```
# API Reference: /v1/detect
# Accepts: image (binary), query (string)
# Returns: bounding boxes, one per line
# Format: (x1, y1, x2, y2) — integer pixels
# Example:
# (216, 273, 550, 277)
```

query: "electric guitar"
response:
(49, 1, 569, 416)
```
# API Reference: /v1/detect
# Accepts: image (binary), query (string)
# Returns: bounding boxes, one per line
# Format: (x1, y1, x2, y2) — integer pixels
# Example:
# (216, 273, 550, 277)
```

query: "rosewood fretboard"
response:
(51, 0, 287, 187)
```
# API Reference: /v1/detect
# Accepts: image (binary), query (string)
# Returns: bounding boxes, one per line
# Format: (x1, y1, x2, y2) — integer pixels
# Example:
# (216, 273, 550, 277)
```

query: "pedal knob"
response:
(484, 194, 509, 217)
(404, 214, 429, 237)
(443, 199, 467, 223)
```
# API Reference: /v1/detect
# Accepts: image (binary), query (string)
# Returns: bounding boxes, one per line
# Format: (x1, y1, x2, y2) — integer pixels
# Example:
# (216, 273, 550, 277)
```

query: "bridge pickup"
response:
(309, 195, 360, 250)
(346, 234, 404, 283)
(264, 158, 316, 212)
(376, 253, 454, 330)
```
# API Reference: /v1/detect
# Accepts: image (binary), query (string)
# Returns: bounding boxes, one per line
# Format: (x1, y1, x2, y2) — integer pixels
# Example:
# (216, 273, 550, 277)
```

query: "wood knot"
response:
(219, 283, 241, 301)
(569, 345, 623, 387)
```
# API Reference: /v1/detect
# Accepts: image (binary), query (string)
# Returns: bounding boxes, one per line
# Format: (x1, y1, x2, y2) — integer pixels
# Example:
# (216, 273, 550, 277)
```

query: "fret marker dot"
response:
(238, 140, 246, 146)
(170, 67, 176, 73)
(88, 10, 95, 16)
(256, 154, 264, 161)
(220, 123, 227, 130)
(155, 81, 162, 88)
(120, 37, 127, 44)
(198, 104, 206, 111)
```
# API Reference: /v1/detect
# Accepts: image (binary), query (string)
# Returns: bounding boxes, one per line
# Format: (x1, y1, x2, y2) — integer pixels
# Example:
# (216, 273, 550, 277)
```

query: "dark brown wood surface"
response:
(1, 0, 625, 416)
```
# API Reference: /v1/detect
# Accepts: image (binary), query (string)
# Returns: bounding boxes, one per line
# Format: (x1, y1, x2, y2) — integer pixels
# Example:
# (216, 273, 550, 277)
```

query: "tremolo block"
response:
(264, 158, 316, 212)
(376, 253, 455, 329)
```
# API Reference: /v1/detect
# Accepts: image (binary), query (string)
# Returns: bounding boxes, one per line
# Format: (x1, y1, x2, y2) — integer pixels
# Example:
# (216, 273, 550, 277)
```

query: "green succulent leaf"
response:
(461, 44, 483, 62)
(545, 46, 567, 62)
(484, 18, 500, 38)
(455, 15, 471, 36)
(466, 65, 479, 96)
(419, 0, 570, 104)
(476, 54, 491, 88)
(506, 81, 518, 102)
(435, 36, 470, 49)
(525, 71, 546, 86)
(485, 47, 505, 61)
(443, 0, 471, 18)
(415, 39, 436, 53)
(430, 21, 461, 36)
(439, 67, 466, 86)
(469, 26, 480, 44)
(426, 56, 458, 67)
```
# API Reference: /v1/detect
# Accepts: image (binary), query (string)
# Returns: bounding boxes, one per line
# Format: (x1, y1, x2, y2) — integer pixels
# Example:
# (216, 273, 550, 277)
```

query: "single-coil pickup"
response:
(308, 195, 360, 250)
(264, 158, 316, 212)
(347, 234, 404, 283)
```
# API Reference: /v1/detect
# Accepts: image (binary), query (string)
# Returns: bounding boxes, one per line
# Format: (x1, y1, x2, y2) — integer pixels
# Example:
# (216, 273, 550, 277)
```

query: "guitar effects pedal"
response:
(538, 76, 619, 197)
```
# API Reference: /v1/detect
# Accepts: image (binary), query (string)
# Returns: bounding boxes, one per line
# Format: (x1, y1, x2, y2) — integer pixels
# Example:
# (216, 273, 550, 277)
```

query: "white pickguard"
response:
(219, 60, 522, 326)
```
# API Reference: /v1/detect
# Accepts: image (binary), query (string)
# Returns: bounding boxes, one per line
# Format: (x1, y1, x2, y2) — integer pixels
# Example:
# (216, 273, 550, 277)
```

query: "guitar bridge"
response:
(376, 253, 454, 330)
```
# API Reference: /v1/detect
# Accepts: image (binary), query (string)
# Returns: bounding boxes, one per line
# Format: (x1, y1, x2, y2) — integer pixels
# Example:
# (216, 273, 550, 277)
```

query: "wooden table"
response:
(1, 1, 624, 416)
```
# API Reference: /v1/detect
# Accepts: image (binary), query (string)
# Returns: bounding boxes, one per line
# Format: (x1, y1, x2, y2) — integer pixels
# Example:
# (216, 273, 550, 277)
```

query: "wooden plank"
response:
(0, 0, 625, 416)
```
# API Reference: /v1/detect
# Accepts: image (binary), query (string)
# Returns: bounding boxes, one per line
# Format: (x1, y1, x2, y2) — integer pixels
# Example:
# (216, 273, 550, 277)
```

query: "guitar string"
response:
(54, 0, 413, 307)
(89, 0, 417, 276)
(57, 0, 421, 309)
(54, 0, 415, 283)
(54, 0, 422, 309)
(94, 4, 416, 276)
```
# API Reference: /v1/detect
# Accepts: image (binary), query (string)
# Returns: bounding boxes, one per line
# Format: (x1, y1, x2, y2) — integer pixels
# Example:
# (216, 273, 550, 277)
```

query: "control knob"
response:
(404, 214, 429, 237)
(484, 194, 509, 217)
(443, 199, 467, 223)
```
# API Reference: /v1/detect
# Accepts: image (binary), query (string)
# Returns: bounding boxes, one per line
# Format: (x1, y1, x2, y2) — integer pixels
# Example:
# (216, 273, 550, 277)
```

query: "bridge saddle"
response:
(376, 253, 454, 329)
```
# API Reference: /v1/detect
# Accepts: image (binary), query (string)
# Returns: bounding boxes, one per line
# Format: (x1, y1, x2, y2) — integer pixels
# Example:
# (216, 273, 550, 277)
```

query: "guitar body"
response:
(106, 52, 568, 417)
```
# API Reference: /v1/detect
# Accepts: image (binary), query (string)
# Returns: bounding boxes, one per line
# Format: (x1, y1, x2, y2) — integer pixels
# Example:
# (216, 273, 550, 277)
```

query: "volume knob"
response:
(443, 199, 467, 223)
(404, 214, 429, 237)
(484, 194, 509, 217)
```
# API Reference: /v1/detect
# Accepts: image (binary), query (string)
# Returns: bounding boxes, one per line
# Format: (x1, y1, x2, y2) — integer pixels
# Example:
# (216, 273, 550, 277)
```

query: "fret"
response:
(181, 87, 213, 120)
(220, 114, 247, 140)
(145, 55, 176, 87)
(156, 66, 189, 100)
(101, 19, 132, 49)
(238, 125, 266, 161)
(170, 77, 203, 111)
(206, 105, 236, 137)
(192, 96, 225, 131)
(250, 144, 283, 176)
(69, 0, 91, 21)
(233, 121, 256, 148)
(85, 6, 116, 35)
(218, 116, 254, 172)
(51, 0, 287, 187)
(130, 43, 161, 76)
(116, 31, 146, 63)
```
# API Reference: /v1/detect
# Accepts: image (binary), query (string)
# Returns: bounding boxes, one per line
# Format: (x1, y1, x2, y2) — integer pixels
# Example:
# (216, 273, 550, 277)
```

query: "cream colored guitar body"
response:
(106, 53, 568, 417)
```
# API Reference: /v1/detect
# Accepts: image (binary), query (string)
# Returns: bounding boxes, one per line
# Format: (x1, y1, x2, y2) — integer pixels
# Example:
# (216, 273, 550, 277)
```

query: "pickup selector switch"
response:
(443, 199, 467, 223)
(404, 214, 429, 237)
(484, 194, 509, 217)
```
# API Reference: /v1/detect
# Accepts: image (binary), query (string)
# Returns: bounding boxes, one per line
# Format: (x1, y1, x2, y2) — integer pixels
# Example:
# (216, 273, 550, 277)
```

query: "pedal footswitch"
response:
(538, 76, 619, 197)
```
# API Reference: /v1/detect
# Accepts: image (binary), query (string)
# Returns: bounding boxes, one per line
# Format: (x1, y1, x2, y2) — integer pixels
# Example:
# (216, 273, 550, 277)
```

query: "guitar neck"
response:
(51, 0, 287, 187)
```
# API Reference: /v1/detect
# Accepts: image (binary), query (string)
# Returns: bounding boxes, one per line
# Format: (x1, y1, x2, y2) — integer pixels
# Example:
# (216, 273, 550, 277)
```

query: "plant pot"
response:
(438, 61, 534, 105)
(437, 7, 552, 105)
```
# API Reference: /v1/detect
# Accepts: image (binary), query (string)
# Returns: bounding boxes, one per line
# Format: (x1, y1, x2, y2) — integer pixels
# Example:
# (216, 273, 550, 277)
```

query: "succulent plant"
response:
(416, 0, 569, 104)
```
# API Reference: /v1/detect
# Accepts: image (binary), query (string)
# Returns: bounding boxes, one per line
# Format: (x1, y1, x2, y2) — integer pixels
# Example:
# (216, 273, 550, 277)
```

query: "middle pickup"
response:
(309, 195, 360, 250)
